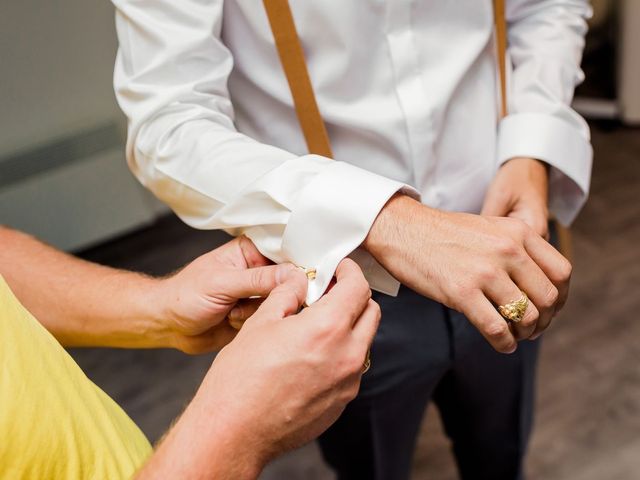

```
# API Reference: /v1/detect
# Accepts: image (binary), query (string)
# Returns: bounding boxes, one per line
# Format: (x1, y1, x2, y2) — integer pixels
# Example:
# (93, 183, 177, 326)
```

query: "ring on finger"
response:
(497, 291, 529, 323)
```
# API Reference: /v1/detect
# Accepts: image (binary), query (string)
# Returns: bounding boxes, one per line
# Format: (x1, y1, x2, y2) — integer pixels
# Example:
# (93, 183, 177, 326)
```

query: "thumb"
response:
(222, 263, 300, 300)
(250, 268, 308, 322)
(481, 187, 511, 217)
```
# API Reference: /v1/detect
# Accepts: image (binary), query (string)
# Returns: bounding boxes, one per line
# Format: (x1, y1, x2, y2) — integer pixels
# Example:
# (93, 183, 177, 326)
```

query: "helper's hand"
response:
(139, 259, 380, 479)
(157, 236, 297, 354)
(206, 259, 380, 467)
(482, 158, 550, 239)
(364, 195, 572, 352)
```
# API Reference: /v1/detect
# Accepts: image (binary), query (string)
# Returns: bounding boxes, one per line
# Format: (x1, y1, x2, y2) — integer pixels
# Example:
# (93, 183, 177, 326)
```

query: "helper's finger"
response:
(176, 323, 238, 354)
(228, 298, 265, 329)
(251, 269, 308, 322)
(482, 272, 539, 340)
(463, 292, 518, 354)
(351, 299, 382, 359)
(523, 232, 572, 313)
(222, 263, 299, 300)
(313, 258, 371, 330)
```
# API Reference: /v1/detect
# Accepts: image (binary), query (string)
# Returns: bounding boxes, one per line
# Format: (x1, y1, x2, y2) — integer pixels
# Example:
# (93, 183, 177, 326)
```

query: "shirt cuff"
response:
(497, 112, 593, 225)
(281, 158, 415, 304)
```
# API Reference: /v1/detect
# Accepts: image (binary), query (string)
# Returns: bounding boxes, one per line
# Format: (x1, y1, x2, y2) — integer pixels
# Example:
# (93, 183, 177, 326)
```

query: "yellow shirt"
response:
(0, 276, 152, 479)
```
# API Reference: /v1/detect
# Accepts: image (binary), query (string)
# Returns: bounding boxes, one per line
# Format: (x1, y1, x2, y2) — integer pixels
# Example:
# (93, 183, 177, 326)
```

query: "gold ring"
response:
(498, 291, 529, 323)
(362, 348, 371, 374)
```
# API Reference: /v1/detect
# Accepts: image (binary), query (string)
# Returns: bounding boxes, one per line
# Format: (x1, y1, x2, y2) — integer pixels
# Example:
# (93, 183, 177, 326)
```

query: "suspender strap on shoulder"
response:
(493, 0, 508, 119)
(263, 0, 333, 158)
(263, 0, 572, 259)
(265, 0, 508, 150)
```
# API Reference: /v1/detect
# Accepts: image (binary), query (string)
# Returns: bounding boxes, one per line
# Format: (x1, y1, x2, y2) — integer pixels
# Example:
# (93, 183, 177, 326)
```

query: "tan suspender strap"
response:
(264, 0, 572, 258)
(493, 0, 508, 119)
(263, 0, 333, 158)
(265, 0, 508, 153)
(492, 0, 572, 258)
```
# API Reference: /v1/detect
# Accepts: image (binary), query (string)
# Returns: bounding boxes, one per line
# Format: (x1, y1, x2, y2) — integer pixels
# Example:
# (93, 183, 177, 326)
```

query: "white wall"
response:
(0, 0, 164, 250)
(0, 0, 122, 155)
(619, 0, 640, 124)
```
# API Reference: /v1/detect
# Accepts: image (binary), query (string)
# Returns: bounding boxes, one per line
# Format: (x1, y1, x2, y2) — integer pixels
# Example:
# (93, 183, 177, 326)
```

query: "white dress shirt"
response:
(113, 0, 593, 303)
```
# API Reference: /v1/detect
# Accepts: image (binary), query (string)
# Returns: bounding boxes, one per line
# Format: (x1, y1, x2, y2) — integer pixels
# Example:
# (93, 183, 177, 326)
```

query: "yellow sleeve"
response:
(0, 276, 152, 479)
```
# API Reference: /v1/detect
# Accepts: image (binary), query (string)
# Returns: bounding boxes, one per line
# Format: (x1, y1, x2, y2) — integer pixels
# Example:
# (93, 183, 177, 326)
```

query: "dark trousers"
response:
(318, 286, 539, 480)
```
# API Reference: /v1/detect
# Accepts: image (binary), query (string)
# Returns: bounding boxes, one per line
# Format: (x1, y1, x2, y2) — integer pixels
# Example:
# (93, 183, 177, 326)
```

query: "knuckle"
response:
(347, 383, 361, 401)
(509, 218, 530, 238)
(485, 321, 509, 341)
(521, 309, 539, 328)
(339, 383, 360, 404)
(347, 354, 364, 376)
(474, 264, 500, 284)
(495, 237, 522, 258)
(445, 281, 474, 308)
(313, 319, 335, 339)
(335, 348, 367, 378)
(557, 258, 573, 281)
(539, 285, 559, 308)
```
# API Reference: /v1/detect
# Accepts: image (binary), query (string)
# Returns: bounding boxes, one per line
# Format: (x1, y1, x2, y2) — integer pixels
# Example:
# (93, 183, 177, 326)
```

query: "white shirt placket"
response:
(383, 1, 437, 204)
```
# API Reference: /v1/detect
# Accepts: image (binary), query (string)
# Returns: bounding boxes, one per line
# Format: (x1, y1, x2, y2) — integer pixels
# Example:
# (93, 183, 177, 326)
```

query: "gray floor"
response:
(74, 122, 640, 479)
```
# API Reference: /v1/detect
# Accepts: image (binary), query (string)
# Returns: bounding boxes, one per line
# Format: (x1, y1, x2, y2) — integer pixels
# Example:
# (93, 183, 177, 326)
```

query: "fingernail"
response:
(530, 333, 541, 341)
(506, 343, 517, 354)
(229, 306, 241, 321)
(229, 317, 244, 330)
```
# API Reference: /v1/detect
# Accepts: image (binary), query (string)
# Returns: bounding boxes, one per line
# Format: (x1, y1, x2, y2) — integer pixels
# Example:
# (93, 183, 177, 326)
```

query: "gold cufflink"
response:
(296, 265, 317, 280)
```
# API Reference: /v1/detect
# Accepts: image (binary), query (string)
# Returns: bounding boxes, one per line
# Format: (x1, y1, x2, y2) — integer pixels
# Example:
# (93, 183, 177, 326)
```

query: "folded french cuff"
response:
(282, 158, 413, 304)
(497, 112, 593, 226)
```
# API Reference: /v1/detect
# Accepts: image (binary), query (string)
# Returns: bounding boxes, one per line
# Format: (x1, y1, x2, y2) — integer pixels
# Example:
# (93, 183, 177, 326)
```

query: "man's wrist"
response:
(503, 157, 550, 176)
(502, 157, 550, 200)
(127, 275, 176, 349)
(363, 194, 423, 260)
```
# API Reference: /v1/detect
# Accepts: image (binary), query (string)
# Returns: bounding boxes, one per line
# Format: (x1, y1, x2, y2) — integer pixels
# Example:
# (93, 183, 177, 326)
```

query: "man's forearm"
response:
(137, 367, 265, 480)
(0, 226, 171, 348)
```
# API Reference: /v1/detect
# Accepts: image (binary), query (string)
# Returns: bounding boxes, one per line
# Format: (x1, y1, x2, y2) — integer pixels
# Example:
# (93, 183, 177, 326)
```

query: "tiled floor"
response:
(74, 122, 640, 479)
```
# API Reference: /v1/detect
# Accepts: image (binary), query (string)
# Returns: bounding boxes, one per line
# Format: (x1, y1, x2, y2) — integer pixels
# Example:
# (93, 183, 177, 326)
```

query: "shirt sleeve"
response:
(112, 0, 408, 303)
(497, 0, 593, 225)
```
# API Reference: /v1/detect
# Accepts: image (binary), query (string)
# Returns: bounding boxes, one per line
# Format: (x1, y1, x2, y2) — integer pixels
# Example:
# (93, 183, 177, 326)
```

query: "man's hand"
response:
(138, 259, 381, 479)
(364, 195, 572, 353)
(156, 236, 298, 354)
(482, 157, 550, 239)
